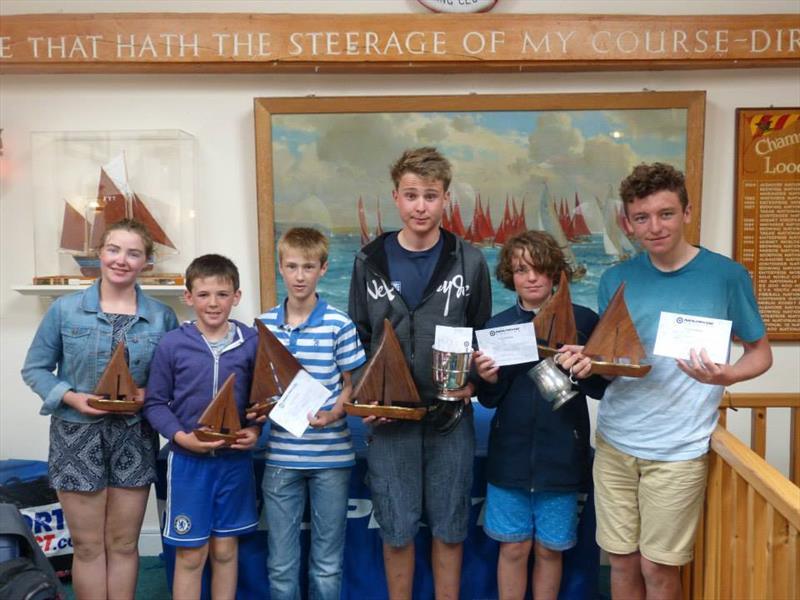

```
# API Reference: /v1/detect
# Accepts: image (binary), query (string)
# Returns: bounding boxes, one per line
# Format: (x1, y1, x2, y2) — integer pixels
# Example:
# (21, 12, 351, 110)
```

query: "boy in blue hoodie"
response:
(144, 254, 260, 600)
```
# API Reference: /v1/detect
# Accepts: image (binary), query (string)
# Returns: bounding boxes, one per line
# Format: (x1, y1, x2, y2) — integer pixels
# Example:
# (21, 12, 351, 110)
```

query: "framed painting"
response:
(254, 92, 705, 313)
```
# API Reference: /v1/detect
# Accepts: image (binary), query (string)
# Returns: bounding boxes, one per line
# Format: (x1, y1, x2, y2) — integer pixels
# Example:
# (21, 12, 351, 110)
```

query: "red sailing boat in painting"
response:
(357, 196, 385, 247)
(570, 193, 592, 239)
(59, 153, 176, 276)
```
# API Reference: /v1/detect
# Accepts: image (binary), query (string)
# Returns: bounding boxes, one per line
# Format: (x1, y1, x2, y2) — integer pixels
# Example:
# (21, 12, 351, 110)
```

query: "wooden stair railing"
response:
(682, 392, 800, 600)
(717, 392, 800, 486)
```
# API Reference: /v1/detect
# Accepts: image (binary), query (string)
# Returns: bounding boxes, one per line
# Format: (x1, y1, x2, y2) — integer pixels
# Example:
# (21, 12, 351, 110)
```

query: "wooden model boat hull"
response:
(536, 345, 559, 359)
(589, 360, 652, 378)
(194, 429, 238, 445)
(344, 402, 427, 421)
(249, 400, 277, 418)
(87, 398, 142, 413)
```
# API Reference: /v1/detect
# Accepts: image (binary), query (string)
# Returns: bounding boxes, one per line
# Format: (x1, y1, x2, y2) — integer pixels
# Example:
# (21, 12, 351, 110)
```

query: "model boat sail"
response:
(582, 282, 652, 377)
(59, 152, 176, 276)
(88, 342, 141, 413)
(533, 271, 577, 358)
(344, 319, 427, 421)
(249, 319, 304, 417)
(195, 374, 241, 445)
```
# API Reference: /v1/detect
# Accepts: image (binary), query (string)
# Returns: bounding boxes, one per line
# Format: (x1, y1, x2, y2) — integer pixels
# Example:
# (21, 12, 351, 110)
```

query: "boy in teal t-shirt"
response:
(590, 163, 772, 600)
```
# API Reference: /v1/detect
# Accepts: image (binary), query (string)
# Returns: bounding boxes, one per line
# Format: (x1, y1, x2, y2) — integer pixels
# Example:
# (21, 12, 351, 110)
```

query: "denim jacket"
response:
(22, 280, 179, 424)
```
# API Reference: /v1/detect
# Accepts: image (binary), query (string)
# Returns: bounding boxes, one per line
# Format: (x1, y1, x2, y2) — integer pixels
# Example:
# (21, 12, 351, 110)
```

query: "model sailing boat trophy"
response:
(248, 319, 305, 418)
(194, 374, 241, 446)
(582, 282, 652, 377)
(344, 319, 427, 421)
(526, 271, 580, 409)
(533, 271, 577, 357)
(87, 343, 142, 413)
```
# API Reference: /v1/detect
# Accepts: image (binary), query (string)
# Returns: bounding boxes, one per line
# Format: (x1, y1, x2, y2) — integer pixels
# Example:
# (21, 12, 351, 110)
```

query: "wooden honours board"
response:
(735, 108, 800, 341)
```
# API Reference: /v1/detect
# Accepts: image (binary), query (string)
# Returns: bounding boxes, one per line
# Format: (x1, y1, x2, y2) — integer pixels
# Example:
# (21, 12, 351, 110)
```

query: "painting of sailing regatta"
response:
(255, 93, 705, 312)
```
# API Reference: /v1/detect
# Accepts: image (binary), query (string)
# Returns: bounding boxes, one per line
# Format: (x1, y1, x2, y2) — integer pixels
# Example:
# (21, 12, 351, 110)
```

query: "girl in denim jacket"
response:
(22, 219, 178, 600)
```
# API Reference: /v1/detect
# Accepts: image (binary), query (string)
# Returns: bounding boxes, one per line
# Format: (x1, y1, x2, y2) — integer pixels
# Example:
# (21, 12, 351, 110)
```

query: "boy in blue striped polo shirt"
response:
(257, 227, 366, 600)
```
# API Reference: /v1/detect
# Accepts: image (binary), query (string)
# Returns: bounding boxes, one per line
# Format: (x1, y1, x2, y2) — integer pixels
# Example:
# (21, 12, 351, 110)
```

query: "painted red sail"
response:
(484, 198, 495, 233)
(475, 195, 494, 241)
(571, 193, 592, 237)
(442, 203, 452, 232)
(517, 198, 528, 233)
(375, 197, 384, 237)
(451, 201, 468, 238)
(558, 198, 575, 241)
(357, 196, 370, 246)
(493, 198, 514, 246)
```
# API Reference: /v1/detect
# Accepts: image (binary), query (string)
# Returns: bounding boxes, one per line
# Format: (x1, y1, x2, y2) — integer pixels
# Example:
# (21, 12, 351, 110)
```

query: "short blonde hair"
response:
(277, 227, 329, 265)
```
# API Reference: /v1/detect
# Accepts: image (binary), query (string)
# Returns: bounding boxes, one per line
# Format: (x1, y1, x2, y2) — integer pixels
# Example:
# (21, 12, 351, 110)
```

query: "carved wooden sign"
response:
(735, 107, 800, 341)
(1, 13, 797, 73)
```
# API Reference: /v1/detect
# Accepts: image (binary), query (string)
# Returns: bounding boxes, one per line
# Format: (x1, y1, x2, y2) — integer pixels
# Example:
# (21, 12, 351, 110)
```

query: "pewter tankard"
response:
(528, 356, 578, 410)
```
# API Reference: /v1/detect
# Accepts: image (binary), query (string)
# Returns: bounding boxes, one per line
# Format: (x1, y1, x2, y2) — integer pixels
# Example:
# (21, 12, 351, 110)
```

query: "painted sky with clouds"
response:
(271, 107, 687, 233)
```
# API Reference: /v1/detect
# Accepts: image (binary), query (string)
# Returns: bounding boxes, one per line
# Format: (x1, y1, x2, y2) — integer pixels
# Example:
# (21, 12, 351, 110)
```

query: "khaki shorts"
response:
(593, 435, 708, 566)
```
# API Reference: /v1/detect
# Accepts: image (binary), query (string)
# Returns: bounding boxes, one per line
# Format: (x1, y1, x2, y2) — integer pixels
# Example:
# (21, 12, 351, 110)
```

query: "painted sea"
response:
(274, 232, 630, 315)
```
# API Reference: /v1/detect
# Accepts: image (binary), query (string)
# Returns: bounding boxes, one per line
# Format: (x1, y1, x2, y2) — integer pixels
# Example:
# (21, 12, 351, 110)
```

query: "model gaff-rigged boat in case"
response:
(59, 153, 176, 277)
(344, 319, 427, 421)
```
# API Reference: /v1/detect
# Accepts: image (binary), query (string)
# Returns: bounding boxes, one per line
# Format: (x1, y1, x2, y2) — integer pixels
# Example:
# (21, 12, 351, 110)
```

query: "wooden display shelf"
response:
(12, 284, 185, 298)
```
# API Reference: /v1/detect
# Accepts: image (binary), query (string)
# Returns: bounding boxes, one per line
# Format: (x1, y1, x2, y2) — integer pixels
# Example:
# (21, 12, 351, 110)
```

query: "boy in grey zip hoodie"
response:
(348, 147, 491, 598)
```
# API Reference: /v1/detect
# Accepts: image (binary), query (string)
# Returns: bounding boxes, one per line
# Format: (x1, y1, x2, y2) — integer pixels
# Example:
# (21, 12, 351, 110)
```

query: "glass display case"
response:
(30, 129, 195, 285)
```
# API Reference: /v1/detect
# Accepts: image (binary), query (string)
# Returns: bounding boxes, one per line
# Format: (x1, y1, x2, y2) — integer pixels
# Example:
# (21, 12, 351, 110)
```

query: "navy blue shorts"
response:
(162, 451, 258, 547)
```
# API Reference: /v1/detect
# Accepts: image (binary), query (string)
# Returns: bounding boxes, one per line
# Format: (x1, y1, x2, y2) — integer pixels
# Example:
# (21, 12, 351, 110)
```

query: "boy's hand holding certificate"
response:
(475, 323, 539, 366)
(269, 370, 331, 438)
(653, 311, 733, 364)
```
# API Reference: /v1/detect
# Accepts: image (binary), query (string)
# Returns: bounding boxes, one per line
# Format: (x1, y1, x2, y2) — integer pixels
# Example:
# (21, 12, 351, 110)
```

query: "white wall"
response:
(2, 0, 799, 555)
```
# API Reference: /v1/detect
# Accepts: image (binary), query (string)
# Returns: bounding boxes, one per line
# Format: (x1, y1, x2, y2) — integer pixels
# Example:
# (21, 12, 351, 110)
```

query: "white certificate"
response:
(653, 311, 733, 364)
(475, 322, 539, 366)
(434, 325, 474, 353)
(269, 370, 331, 438)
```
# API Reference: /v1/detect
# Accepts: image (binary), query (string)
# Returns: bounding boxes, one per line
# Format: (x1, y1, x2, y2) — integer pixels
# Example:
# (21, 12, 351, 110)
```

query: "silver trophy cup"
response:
(432, 348, 473, 401)
(528, 356, 578, 411)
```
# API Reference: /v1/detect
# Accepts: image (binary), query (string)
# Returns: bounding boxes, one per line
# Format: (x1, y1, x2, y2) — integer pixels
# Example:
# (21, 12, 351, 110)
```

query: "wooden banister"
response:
(684, 420, 800, 599)
(710, 426, 800, 531)
(719, 391, 800, 486)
